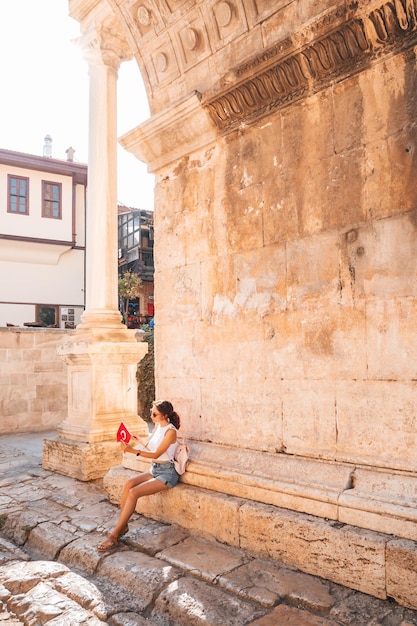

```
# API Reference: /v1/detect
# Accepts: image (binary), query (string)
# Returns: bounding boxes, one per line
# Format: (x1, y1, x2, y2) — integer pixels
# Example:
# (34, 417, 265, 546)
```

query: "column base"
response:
(42, 437, 122, 481)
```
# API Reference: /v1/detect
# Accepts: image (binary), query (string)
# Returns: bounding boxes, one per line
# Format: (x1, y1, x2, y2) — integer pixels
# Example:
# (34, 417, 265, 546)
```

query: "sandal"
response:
(97, 534, 119, 553)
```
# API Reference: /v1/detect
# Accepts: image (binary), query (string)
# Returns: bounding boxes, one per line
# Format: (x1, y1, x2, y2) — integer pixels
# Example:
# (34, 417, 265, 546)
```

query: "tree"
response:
(137, 331, 154, 422)
(118, 270, 142, 324)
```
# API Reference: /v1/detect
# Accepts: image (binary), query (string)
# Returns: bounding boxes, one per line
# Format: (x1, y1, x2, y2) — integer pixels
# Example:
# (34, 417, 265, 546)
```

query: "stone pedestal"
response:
(43, 438, 123, 482)
(42, 328, 148, 480)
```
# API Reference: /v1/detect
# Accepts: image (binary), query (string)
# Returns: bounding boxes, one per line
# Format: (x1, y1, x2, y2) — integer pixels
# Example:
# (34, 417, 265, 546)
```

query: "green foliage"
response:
(0, 514, 7, 529)
(118, 270, 142, 323)
(137, 332, 154, 423)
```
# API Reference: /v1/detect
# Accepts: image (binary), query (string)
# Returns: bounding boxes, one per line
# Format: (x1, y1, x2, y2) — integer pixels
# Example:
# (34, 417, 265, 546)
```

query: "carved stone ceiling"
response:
(105, 0, 305, 113)
(73, 0, 417, 132)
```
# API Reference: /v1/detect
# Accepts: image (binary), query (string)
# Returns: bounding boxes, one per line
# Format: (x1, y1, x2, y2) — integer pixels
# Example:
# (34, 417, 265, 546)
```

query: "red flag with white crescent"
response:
(116, 422, 131, 443)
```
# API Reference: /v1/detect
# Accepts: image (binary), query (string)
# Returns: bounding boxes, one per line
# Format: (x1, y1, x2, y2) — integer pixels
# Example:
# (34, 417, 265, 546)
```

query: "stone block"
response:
(198, 376, 283, 450)
(42, 439, 123, 481)
(158, 536, 247, 582)
(360, 54, 410, 145)
(263, 304, 367, 383)
(123, 517, 189, 556)
(0, 329, 34, 349)
(34, 361, 64, 373)
(96, 550, 180, 613)
(364, 126, 417, 220)
(226, 244, 288, 317)
(184, 442, 351, 519)
(251, 604, 336, 626)
(138, 483, 242, 547)
(262, 2, 299, 48)
(103, 466, 131, 505)
(0, 560, 70, 594)
(239, 501, 387, 599)
(285, 231, 343, 308)
(282, 380, 337, 458)
(33, 329, 69, 348)
(26, 522, 77, 561)
(49, 569, 107, 618)
(22, 349, 42, 361)
(59, 534, 107, 577)
(333, 74, 363, 153)
(366, 297, 417, 380)
(156, 263, 202, 327)
(338, 467, 417, 540)
(36, 383, 66, 399)
(1, 398, 28, 417)
(386, 538, 417, 610)
(8, 580, 85, 623)
(282, 111, 366, 235)
(352, 216, 417, 299)
(219, 558, 334, 611)
(0, 537, 30, 566)
(336, 380, 417, 471)
(153, 575, 264, 625)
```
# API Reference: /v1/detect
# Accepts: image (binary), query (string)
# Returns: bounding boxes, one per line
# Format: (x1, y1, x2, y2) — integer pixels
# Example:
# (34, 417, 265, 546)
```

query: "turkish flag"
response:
(116, 422, 131, 443)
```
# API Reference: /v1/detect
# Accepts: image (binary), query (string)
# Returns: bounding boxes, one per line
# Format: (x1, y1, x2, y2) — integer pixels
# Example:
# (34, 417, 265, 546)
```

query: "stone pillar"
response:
(43, 24, 148, 481)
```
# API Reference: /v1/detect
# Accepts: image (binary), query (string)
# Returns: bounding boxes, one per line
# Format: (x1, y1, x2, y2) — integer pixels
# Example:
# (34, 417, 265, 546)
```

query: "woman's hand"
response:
(131, 434, 148, 447)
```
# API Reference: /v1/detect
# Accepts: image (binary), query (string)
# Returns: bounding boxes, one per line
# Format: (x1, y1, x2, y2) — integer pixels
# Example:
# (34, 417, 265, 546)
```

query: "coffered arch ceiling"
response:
(105, 0, 292, 115)
(71, 0, 417, 136)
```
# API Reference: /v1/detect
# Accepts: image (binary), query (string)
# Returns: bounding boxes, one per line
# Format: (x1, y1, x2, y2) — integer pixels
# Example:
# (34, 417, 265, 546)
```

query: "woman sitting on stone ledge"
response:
(97, 400, 181, 552)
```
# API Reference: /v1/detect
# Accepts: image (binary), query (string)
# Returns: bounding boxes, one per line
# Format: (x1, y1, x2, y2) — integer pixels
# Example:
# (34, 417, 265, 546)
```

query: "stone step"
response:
(1, 433, 417, 624)
(105, 465, 417, 610)
(1, 511, 417, 625)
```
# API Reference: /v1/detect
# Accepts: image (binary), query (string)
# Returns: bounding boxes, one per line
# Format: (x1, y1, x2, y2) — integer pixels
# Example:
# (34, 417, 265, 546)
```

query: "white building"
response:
(0, 145, 87, 328)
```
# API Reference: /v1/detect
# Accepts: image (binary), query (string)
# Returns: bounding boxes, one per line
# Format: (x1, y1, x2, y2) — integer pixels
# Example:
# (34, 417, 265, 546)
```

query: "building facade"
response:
(0, 148, 87, 328)
(118, 205, 154, 327)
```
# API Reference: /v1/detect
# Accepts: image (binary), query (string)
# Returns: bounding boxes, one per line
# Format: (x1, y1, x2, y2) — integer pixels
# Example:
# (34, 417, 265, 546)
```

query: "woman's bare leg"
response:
(120, 472, 153, 511)
(98, 474, 169, 551)
(112, 477, 168, 539)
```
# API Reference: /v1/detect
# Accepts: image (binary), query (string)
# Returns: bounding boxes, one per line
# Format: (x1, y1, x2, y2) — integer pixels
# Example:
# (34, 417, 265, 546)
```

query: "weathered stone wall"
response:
(0, 328, 70, 433)
(74, 0, 417, 507)
(151, 33, 417, 472)
(68, 0, 417, 599)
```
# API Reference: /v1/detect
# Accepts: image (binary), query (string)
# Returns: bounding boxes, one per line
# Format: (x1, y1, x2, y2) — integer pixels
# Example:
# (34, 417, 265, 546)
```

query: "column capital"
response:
(78, 22, 132, 71)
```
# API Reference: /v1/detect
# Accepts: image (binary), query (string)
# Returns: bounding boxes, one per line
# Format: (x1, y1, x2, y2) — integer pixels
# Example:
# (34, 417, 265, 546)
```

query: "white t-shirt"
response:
(148, 423, 178, 462)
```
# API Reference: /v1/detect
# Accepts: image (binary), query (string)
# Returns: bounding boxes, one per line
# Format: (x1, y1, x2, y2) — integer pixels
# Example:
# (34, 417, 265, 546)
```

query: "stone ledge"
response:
(122, 442, 417, 540)
(102, 464, 417, 608)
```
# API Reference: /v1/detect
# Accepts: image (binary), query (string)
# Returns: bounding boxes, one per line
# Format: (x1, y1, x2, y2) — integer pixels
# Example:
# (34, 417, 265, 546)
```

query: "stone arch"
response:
(66, 0, 417, 605)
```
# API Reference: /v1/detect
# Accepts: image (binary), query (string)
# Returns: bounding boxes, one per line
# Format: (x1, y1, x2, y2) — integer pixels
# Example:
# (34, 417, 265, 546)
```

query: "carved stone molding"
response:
(202, 0, 417, 131)
(119, 91, 217, 172)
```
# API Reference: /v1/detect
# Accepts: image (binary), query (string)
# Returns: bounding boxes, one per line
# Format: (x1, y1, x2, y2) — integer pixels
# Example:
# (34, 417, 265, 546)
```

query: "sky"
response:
(0, 0, 154, 211)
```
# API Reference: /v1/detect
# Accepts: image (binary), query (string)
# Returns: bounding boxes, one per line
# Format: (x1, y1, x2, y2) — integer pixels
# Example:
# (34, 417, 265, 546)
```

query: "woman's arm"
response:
(122, 429, 176, 459)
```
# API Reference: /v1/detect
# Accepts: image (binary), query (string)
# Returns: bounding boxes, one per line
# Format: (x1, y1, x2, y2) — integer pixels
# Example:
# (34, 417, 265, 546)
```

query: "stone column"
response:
(43, 24, 148, 481)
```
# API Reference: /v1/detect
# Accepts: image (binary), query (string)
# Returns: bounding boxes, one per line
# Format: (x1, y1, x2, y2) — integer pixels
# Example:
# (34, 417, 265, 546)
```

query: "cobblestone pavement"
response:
(1, 432, 417, 625)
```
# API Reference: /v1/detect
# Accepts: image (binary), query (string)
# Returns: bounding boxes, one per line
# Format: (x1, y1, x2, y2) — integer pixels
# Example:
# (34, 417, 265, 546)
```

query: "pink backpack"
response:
(174, 438, 190, 475)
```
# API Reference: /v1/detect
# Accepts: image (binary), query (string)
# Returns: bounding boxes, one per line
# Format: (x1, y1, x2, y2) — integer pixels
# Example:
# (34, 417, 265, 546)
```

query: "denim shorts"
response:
(151, 461, 179, 488)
